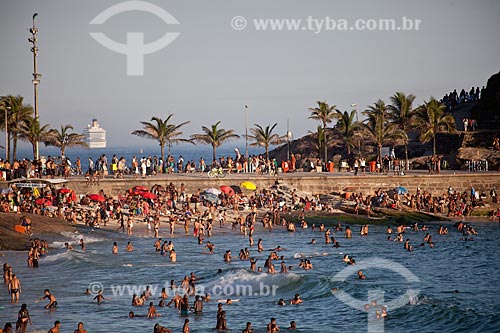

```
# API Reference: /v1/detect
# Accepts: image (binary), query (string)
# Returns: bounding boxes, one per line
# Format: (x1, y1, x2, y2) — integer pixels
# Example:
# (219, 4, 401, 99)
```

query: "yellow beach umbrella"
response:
(240, 181, 257, 191)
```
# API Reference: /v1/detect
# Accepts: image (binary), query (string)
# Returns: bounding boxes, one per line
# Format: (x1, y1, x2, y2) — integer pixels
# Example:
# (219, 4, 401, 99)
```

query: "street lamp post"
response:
(29, 13, 41, 160)
(244, 105, 249, 161)
(286, 119, 292, 161)
(4, 106, 10, 161)
(351, 103, 361, 156)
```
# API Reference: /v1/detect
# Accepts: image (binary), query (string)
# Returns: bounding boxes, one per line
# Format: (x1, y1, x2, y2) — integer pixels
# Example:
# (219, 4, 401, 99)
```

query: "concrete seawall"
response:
(32, 171, 500, 197)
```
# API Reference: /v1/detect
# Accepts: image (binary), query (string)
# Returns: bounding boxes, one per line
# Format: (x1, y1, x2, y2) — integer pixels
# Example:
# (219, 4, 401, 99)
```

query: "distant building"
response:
(83, 119, 107, 148)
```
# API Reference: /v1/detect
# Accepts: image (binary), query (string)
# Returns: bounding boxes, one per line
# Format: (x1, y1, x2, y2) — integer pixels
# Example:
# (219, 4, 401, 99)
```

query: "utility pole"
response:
(244, 105, 249, 161)
(29, 13, 41, 160)
(351, 103, 360, 156)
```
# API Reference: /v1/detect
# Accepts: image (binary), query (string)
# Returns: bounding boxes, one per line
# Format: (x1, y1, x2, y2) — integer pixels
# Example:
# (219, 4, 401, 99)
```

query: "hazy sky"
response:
(1, 0, 499, 148)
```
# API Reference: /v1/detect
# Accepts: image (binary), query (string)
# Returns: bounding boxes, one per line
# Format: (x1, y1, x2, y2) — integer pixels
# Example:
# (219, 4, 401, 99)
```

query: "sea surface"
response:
(13, 144, 264, 168)
(1, 220, 499, 333)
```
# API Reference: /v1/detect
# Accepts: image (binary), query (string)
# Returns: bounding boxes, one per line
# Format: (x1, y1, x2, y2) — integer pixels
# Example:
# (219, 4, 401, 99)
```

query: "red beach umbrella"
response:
(133, 185, 148, 192)
(58, 188, 71, 194)
(140, 192, 157, 199)
(35, 198, 52, 206)
(220, 185, 235, 196)
(88, 194, 106, 202)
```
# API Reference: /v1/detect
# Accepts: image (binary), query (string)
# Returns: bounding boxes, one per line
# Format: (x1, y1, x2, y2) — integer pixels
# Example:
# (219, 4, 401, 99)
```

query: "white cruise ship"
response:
(83, 119, 107, 148)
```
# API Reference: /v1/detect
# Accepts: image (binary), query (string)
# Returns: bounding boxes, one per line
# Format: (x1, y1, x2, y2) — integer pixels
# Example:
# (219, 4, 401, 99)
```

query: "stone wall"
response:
(30, 173, 500, 197)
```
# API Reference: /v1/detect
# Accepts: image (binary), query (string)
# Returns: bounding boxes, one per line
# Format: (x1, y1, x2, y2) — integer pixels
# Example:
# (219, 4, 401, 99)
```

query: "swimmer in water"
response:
(288, 320, 297, 330)
(357, 270, 366, 280)
(278, 298, 286, 306)
(48, 320, 61, 333)
(154, 323, 173, 333)
(112, 242, 118, 254)
(79, 239, 85, 251)
(290, 294, 303, 305)
(36, 289, 57, 309)
(125, 242, 134, 252)
(93, 290, 107, 304)
(147, 302, 159, 318)
(74, 322, 88, 333)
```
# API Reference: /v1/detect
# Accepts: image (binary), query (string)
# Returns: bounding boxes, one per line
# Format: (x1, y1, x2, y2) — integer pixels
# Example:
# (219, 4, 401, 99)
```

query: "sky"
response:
(1, 0, 499, 149)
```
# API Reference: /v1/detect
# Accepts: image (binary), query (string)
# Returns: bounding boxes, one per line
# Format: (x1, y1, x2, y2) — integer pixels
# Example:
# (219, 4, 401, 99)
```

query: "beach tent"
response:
(9, 178, 68, 189)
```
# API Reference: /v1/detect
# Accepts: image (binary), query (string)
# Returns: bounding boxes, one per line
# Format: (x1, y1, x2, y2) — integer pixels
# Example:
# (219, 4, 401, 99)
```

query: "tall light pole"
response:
(244, 105, 249, 161)
(1, 104, 10, 161)
(351, 103, 361, 156)
(286, 119, 292, 161)
(29, 13, 41, 160)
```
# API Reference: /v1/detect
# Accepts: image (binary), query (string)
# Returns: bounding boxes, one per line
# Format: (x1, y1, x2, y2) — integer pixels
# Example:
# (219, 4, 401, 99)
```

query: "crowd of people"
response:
(441, 86, 483, 110)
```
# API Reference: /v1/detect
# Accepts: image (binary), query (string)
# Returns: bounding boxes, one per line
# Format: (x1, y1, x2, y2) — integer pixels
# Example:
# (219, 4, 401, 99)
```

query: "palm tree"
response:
(190, 121, 239, 162)
(46, 124, 89, 157)
(17, 117, 53, 159)
(388, 92, 416, 170)
(412, 97, 456, 156)
(308, 125, 326, 158)
(308, 101, 338, 162)
(363, 100, 406, 161)
(0, 95, 33, 161)
(249, 123, 285, 160)
(131, 115, 190, 162)
(334, 109, 361, 157)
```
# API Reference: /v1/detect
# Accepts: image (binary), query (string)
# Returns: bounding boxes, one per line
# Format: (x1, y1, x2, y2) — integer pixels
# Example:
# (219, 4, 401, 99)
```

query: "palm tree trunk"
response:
(378, 145, 382, 165)
(160, 143, 165, 166)
(404, 144, 409, 171)
(61, 147, 65, 157)
(266, 145, 269, 161)
(433, 135, 436, 156)
(323, 124, 328, 162)
(212, 145, 217, 163)
(6, 132, 10, 162)
(31, 141, 36, 160)
(13, 136, 18, 161)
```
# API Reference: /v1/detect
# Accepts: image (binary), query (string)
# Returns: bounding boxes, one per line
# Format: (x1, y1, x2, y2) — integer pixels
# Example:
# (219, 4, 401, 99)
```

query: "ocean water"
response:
(13, 144, 264, 167)
(1, 220, 499, 333)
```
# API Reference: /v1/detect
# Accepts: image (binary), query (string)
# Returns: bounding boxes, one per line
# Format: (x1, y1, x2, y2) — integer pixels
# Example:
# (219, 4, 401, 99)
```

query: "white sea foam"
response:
(50, 231, 106, 248)
(205, 269, 301, 296)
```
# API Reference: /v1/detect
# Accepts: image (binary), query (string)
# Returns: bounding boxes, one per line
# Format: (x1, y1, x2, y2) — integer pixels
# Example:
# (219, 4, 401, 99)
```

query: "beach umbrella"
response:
(202, 192, 219, 203)
(133, 185, 148, 192)
(395, 186, 408, 194)
(220, 185, 235, 196)
(35, 198, 52, 206)
(58, 188, 71, 194)
(206, 187, 222, 195)
(140, 192, 157, 199)
(88, 194, 106, 202)
(241, 181, 257, 191)
(230, 185, 242, 194)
